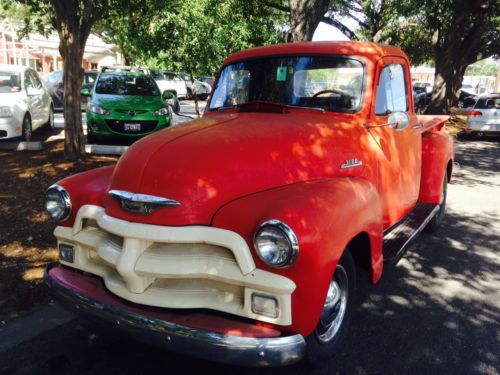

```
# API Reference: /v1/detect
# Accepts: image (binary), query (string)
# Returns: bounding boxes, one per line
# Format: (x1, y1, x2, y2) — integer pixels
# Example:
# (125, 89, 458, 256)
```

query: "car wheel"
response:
(44, 105, 55, 130)
(87, 133, 98, 144)
(169, 94, 180, 114)
(22, 115, 32, 142)
(426, 171, 448, 232)
(305, 249, 356, 365)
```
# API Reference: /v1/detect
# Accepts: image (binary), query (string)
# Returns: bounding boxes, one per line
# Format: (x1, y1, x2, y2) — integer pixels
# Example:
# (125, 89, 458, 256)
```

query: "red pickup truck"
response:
(44, 41, 454, 366)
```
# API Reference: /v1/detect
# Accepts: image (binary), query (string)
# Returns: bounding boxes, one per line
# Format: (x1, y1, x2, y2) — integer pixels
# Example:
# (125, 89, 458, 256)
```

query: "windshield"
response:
(0, 71, 22, 93)
(209, 56, 364, 113)
(95, 72, 159, 96)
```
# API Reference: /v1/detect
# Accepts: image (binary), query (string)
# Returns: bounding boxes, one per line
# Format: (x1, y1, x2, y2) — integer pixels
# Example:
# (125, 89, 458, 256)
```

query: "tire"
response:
(22, 115, 32, 142)
(425, 171, 448, 232)
(169, 94, 180, 114)
(305, 249, 356, 365)
(44, 105, 55, 130)
(86, 133, 98, 144)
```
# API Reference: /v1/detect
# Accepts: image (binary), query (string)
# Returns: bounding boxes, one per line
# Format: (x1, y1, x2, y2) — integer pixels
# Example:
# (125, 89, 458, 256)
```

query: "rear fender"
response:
(212, 178, 383, 336)
(419, 131, 454, 204)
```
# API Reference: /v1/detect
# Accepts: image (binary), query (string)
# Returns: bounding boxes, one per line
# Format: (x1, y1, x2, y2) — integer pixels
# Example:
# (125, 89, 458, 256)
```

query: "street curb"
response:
(85, 144, 129, 155)
(0, 141, 43, 151)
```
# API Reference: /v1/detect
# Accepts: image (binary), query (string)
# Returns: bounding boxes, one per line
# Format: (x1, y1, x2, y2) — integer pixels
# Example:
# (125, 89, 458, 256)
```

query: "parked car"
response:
(413, 81, 433, 95)
(178, 72, 211, 100)
(82, 67, 173, 144)
(457, 88, 477, 108)
(151, 70, 187, 101)
(413, 86, 427, 113)
(0, 64, 53, 141)
(466, 94, 500, 136)
(45, 42, 453, 367)
(42, 70, 97, 111)
(196, 75, 215, 88)
(149, 70, 181, 113)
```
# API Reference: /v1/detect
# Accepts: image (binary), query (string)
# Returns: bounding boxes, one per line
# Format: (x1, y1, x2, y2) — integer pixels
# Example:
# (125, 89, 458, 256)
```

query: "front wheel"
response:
(22, 115, 32, 142)
(44, 106, 55, 130)
(305, 249, 356, 365)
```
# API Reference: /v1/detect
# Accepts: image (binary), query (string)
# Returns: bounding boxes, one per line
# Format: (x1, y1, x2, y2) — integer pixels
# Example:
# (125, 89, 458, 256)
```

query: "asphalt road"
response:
(0, 137, 499, 375)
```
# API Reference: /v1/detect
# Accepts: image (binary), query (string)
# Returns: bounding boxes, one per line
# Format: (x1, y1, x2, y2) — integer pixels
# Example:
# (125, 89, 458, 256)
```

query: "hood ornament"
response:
(109, 190, 180, 215)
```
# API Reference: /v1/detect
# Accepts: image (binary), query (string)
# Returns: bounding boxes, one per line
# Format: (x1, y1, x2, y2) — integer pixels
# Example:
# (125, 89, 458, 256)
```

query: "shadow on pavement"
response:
(1, 210, 498, 375)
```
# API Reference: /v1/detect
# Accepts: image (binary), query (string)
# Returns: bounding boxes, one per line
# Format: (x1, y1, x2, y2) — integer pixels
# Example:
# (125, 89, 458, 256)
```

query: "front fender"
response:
(212, 178, 383, 336)
(53, 166, 115, 227)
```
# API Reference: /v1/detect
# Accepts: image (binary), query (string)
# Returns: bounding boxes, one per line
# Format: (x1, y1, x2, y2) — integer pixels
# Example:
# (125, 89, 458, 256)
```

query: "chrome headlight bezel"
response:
(46, 184, 72, 222)
(253, 220, 299, 268)
(154, 107, 170, 116)
(89, 103, 109, 115)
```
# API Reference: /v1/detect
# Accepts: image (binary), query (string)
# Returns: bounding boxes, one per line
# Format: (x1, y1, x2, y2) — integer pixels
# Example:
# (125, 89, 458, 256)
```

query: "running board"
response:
(383, 203, 440, 264)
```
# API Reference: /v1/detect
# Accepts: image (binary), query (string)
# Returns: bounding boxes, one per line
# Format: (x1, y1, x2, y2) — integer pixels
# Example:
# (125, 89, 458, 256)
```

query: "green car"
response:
(82, 68, 173, 144)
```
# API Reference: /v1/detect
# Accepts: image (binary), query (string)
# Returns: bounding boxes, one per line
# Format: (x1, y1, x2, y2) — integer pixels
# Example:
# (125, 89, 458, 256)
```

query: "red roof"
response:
(223, 41, 408, 65)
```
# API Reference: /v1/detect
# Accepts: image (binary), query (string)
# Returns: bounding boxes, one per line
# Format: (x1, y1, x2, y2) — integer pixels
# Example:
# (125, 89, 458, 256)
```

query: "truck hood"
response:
(105, 112, 365, 225)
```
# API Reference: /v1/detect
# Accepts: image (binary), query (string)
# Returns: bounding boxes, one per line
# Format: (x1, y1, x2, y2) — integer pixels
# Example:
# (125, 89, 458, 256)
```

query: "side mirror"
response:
(388, 111, 410, 131)
(162, 91, 174, 100)
(80, 88, 92, 97)
(161, 91, 174, 100)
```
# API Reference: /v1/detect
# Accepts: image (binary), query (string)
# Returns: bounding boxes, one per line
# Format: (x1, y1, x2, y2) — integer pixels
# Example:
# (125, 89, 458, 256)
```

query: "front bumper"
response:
(45, 263, 306, 366)
(0, 117, 21, 139)
(86, 112, 171, 138)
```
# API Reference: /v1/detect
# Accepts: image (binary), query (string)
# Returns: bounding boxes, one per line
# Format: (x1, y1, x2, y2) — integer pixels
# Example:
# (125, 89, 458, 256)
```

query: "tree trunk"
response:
(60, 39, 86, 159)
(288, 0, 330, 42)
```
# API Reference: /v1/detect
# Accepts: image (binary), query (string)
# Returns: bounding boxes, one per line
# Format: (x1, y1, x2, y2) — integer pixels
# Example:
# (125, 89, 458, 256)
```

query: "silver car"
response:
(466, 94, 500, 136)
(0, 65, 53, 141)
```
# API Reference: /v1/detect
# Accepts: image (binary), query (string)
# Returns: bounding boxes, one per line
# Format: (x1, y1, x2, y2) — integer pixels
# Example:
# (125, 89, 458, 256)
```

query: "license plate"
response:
(124, 123, 141, 131)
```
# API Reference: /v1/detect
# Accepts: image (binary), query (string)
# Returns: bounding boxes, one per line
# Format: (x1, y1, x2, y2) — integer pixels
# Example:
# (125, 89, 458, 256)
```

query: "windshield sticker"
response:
(276, 67, 287, 81)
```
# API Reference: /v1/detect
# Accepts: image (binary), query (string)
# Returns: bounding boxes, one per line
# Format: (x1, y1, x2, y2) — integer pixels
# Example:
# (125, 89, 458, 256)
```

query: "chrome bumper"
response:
(45, 263, 306, 367)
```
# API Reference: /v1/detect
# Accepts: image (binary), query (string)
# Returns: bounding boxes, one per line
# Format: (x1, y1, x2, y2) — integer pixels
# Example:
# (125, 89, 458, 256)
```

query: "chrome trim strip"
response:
(254, 219, 299, 268)
(46, 184, 72, 222)
(109, 190, 180, 215)
(45, 263, 306, 367)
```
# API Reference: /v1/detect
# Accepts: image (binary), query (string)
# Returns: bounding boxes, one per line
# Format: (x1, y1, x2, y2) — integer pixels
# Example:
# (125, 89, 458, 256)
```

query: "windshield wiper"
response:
(217, 105, 239, 111)
(285, 105, 325, 113)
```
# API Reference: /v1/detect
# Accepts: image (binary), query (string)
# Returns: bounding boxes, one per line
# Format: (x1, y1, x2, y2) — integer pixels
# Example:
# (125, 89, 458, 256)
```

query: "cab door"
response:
(368, 58, 421, 228)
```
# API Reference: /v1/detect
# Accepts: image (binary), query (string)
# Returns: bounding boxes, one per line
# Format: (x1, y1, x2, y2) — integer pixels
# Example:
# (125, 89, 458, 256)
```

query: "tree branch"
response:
(262, 0, 289, 13)
(321, 16, 358, 40)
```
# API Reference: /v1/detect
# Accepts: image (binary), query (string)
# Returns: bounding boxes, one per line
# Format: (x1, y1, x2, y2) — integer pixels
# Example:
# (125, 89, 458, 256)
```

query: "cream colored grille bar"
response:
(54, 205, 296, 325)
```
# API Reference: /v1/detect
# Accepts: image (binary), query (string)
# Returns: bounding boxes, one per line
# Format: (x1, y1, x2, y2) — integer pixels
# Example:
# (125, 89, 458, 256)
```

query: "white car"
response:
(0, 65, 53, 141)
(178, 72, 211, 100)
(466, 94, 500, 136)
(150, 70, 188, 99)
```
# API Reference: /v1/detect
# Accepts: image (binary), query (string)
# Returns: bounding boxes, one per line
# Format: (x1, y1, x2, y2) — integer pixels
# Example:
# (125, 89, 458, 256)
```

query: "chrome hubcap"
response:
(315, 264, 348, 343)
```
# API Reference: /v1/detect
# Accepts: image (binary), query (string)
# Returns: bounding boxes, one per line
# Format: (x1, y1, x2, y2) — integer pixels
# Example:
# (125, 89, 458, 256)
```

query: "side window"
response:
(375, 64, 408, 115)
(30, 71, 43, 89)
(25, 71, 35, 90)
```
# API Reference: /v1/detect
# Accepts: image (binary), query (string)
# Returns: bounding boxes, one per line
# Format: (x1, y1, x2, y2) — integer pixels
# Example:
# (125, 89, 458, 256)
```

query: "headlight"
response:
(253, 220, 299, 268)
(154, 107, 170, 116)
(89, 104, 109, 115)
(46, 184, 72, 221)
(0, 106, 12, 118)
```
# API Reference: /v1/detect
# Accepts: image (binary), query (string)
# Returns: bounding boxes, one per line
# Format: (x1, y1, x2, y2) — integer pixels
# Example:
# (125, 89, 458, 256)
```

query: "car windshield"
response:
(95, 72, 159, 96)
(475, 96, 500, 109)
(209, 55, 364, 113)
(0, 71, 22, 93)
